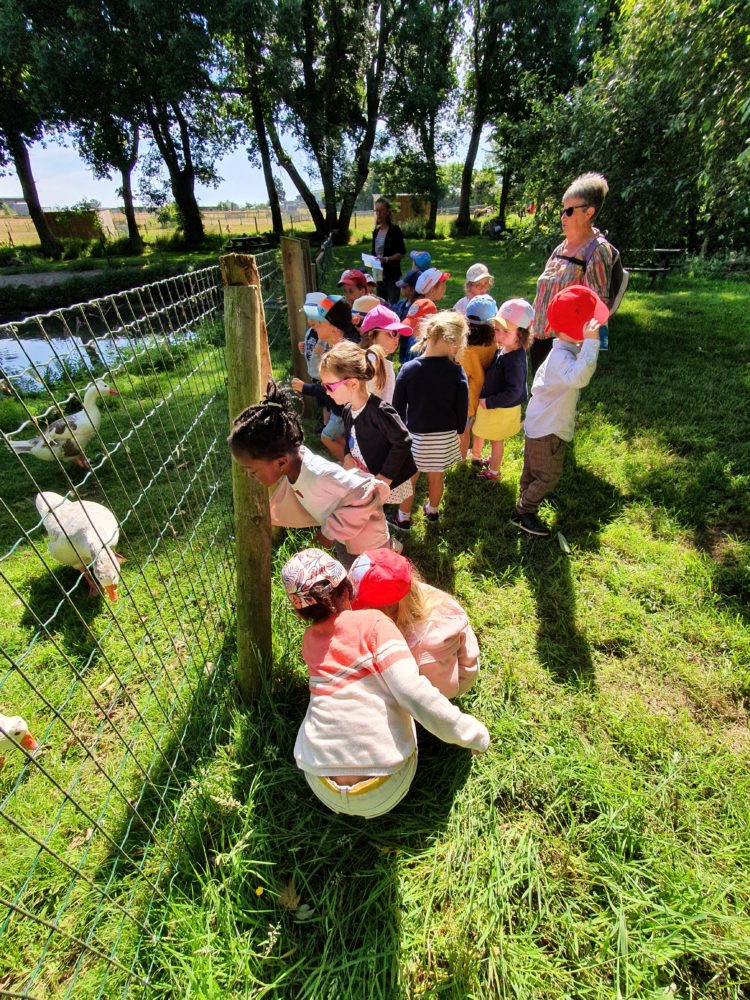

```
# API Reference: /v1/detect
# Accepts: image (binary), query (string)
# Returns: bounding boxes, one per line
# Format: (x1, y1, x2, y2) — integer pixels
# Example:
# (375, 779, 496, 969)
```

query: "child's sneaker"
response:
(475, 467, 500, 481)
(389, 536, 404, 554)
(422, 502, 440, 522)
(386, 509, 411, 532)
(509, 510, 551, 538)
(471, 456, 489, 468)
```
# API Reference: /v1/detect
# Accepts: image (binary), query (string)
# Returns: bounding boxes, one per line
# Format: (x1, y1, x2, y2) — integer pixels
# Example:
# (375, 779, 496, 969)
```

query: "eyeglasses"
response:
(560, 204, 590, 218)
(322, 377, 349, 392)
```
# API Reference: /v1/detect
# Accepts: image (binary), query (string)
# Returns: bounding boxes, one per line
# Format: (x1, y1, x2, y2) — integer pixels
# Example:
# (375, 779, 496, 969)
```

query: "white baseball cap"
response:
(415, 267, 451, 295)
(466, 263, 491, 283)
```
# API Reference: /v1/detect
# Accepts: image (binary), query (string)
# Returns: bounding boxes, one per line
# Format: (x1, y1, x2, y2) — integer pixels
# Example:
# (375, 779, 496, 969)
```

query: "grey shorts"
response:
(322, 413, 345, 440)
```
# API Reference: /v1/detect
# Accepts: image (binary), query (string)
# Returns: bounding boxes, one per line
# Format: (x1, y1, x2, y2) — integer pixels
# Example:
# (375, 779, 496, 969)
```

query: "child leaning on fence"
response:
(282, 548, 490, 819)
(228, 381, 392, 566)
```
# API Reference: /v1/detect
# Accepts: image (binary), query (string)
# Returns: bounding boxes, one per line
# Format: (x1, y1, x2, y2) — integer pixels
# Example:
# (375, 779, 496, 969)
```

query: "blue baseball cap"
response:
(302, 294, 344, 322)
(409, 250, 432, 271)
(466, 294, 498, 323)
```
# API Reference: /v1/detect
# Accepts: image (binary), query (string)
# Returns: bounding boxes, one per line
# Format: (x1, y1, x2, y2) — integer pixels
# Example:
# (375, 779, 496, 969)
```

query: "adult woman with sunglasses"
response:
(529, 173, 614, 375)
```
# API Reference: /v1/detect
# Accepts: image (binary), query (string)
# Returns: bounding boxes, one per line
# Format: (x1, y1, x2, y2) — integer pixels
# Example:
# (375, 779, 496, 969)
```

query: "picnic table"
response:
(627, 247, 685, 286)
(226, 235, 277, 253)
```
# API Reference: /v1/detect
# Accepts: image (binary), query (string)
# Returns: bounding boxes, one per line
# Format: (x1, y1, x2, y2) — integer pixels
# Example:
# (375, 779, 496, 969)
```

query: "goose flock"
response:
(3, 379, 124, 767)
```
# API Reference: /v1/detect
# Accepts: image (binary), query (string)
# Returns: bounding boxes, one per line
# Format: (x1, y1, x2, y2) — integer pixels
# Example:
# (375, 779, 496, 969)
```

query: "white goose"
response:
(0, 713, 38, 767)
(9, 379, 118, 467)
(36, 491, 124, 602)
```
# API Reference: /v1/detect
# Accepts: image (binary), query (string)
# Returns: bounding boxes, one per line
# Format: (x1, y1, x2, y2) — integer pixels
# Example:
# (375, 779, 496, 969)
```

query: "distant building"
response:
(0, 196, 29, 217)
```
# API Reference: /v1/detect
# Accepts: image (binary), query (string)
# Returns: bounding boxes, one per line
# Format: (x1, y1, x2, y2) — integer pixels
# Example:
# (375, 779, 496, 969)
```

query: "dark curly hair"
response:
(297, 578, 353, 622)
(467, 321, 495, 347)
(228, 380, 303, 460)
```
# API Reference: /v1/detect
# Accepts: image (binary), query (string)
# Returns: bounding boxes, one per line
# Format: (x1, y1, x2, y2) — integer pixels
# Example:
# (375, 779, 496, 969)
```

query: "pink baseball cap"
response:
(495, 298, 535, 331)
(404, 298, 438, 329)
(349, 549, 413, 610)
(360, 304, 410, 336)
(545, 285, 609, 340)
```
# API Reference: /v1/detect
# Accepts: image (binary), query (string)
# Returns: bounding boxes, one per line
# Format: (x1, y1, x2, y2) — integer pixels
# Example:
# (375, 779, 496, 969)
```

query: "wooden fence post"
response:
(297, 237, 316, 292)
(280, 236, 309, 382)
(221, 253, 273, 701)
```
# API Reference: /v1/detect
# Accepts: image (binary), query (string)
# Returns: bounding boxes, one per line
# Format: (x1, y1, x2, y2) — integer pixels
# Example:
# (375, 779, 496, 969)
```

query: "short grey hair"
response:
(564, 173, 609, 215)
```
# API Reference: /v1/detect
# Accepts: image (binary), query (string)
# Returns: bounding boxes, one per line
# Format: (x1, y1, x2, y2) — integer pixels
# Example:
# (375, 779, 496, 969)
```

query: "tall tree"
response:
(454, 0, 581, 235)
(0, 0, 62, 256)
(76, 119, 143, 245)
(265, 0, 399, 241)
(383, 0, 462, 237)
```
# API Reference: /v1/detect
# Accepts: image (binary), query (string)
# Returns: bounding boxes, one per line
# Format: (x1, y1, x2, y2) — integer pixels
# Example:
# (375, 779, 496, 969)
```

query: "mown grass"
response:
(2, 240, 749, 998)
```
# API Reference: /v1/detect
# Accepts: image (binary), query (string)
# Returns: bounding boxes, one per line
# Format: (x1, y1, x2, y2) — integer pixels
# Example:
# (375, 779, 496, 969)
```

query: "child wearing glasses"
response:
(319, 341, 416, 511)
(357, 304, 409, 404)
(229, 381, 394, 566)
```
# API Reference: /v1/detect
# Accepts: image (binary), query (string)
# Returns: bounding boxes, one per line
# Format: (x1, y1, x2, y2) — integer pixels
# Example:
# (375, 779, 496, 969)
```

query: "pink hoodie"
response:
(403, 585, 480, 699)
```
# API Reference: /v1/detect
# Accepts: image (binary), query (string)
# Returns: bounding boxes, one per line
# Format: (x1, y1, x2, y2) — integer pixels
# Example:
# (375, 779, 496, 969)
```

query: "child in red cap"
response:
(281, 547, 489, 818)
(511, 284, 608, 538)
(349, 549, 481, 699)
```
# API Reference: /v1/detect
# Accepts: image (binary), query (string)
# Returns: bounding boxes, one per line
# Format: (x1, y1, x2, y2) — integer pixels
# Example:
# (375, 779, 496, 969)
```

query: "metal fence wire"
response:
(0, 249, 284, 997)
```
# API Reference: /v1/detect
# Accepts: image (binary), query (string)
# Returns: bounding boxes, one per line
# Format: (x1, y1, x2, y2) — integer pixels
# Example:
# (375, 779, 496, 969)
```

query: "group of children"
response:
(227, 253, 609, 818)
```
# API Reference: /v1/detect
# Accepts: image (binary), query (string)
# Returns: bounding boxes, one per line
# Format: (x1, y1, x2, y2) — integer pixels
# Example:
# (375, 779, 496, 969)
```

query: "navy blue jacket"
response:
(479, 348, 528, 409)
(392, 356, 469, 434)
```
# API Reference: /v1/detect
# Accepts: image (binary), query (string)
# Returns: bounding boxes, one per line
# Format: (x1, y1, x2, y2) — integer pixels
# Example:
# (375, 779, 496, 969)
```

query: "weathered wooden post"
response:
(297, 237, 316, 292)
(280, 236, 309, 382)
(221, 252, 273, 701)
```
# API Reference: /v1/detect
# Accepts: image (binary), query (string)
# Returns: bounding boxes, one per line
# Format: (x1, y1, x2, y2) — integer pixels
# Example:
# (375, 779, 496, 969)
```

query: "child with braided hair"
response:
(228, 381, 394, 565)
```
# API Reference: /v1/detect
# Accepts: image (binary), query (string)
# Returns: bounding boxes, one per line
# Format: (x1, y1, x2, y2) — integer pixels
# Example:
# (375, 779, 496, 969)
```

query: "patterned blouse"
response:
(532, 230, 614, 340)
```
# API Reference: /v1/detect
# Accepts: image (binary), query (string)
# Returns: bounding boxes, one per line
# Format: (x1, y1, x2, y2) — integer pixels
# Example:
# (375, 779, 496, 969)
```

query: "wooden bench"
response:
(627, 248, 685, 286)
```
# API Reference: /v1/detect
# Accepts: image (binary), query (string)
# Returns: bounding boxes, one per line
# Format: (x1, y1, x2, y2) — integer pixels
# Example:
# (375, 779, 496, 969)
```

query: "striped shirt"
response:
(294, 609, 489, 776)
(532, 231, 613, 340)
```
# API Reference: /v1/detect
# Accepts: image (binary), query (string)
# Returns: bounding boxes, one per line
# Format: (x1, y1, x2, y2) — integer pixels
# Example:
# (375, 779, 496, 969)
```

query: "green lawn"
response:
(2, 239, 749, 997)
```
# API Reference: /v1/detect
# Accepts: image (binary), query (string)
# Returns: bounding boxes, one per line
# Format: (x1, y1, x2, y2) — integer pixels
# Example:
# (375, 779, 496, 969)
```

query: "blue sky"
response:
(0, 135, 489, 211)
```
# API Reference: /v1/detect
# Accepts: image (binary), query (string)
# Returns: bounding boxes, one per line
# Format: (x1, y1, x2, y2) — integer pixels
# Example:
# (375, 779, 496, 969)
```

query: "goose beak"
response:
(108, 387, 119, 396)
(105, 585, 118, 602)
(20, 731, 39, 755)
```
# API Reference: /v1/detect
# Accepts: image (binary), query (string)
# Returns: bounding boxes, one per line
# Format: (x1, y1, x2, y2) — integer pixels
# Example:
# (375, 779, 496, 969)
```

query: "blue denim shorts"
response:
(322, 413, 345, 440)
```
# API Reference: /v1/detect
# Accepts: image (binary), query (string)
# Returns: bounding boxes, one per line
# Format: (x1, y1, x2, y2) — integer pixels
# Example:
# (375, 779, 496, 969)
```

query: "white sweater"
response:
(294, 609, 490, 776)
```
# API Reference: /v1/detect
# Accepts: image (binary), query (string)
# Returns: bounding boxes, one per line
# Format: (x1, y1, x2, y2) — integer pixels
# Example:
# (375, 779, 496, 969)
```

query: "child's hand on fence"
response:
(291, 378, 304, 393)
(313, 343, 324, 356)
(582, 319, 600, 340)
(297, 340, 305, 354)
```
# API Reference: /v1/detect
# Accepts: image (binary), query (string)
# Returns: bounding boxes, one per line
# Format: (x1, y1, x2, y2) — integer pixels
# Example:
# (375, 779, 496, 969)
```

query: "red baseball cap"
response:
(349, 549, 413, 610)
(545, 285, 609, 340)
(404, 298, 438, 329)
(338, 269, 368, 288)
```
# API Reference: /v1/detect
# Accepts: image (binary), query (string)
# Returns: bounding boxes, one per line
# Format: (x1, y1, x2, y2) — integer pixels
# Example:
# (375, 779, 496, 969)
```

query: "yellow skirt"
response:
(473, 403, 522, 442)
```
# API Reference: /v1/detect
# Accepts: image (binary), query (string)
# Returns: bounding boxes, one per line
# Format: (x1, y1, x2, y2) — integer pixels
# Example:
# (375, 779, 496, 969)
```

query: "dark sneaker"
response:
(386, 509, 411, 532)
(422, 503, 440, 522)
(509, 510, 551, 538)
(471, 457, 489, 469)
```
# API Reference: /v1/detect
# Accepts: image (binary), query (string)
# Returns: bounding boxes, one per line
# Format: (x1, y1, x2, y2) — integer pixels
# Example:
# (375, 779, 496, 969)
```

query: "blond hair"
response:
(465, 275, 495, 294)
(395, 574, 445, 634)
(319, 340, 388, 393)
(412, 311, 468, 355)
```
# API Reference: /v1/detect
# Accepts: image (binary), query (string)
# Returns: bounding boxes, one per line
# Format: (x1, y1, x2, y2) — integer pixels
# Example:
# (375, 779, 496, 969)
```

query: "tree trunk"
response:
(247, 55, 283, 238)
(265, 115, 327, 235)
(120, 164, 142, 244)
(8, 132, 61, 258)
(170, 171, 204, 245)
(147, 104, 204, 245)
(455, 117, 483, 235)
(497, 170, 510, 230)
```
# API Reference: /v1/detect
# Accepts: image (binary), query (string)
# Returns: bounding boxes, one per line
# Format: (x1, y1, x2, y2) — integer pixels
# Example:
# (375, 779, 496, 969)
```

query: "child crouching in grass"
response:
(282, 547, 490, 818)
(349, 548, 481, 699)
(228, 381, 392, 566)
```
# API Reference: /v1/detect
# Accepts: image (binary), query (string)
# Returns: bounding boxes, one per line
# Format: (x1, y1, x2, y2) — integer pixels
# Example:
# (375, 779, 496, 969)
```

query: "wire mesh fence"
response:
(0, 249, 285, 996)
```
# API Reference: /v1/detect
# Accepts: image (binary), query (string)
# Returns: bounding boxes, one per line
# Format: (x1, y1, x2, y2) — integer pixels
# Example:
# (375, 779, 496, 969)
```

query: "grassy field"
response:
(2, 238, 749, 998)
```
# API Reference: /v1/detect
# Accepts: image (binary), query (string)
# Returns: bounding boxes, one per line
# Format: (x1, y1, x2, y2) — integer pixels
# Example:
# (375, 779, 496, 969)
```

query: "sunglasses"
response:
(560, 204, 590, 218)
(322, 377, 350, 392)
(380, 329, 400, 339)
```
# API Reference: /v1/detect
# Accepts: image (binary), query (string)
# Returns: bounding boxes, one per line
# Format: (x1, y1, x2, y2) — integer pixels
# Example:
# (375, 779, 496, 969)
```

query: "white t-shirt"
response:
(367, 359, 396, 404)
(292, 446, 373, 524)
